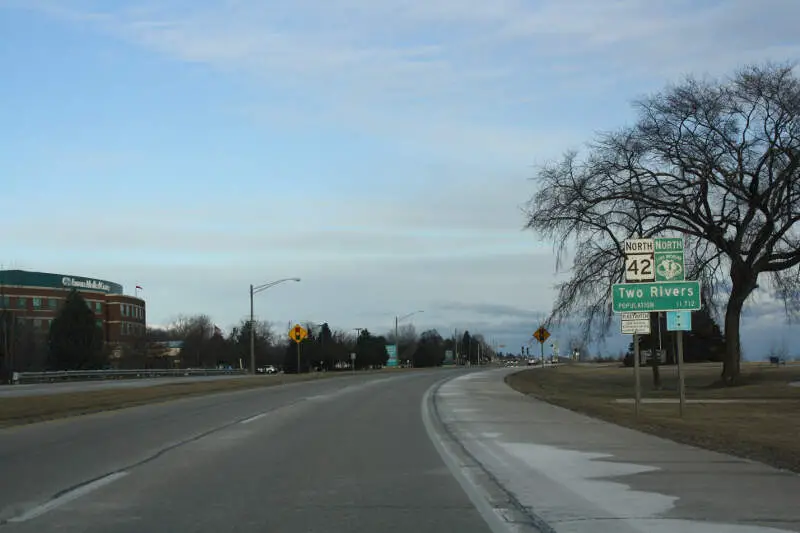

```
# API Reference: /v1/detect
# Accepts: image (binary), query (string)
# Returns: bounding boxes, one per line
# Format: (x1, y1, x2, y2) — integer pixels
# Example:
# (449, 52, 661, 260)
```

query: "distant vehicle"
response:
(257, 366, 278, 374)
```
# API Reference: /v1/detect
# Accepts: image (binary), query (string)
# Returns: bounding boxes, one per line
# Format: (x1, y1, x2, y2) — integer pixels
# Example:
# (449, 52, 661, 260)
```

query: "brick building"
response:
(0, 269, 146, 345)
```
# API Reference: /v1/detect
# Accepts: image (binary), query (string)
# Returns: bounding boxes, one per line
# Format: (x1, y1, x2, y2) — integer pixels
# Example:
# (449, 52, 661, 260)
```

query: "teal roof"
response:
(0, 270, 123, 294)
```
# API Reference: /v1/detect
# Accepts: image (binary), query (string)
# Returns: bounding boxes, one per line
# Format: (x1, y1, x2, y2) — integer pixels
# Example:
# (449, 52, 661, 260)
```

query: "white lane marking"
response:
(240, 412, 269, 425)
(305, 394, 329, 401)
(8, 472, 128, 523)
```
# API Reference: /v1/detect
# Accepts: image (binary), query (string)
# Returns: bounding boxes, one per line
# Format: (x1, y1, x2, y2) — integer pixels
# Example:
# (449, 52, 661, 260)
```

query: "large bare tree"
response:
(526, 64, 800, 384)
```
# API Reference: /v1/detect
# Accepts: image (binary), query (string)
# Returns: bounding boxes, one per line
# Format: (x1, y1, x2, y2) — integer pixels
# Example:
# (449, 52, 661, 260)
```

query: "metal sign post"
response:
(623, 238, 655, 418)
(667, 311, 692, 417)
(633, 333, 641, 417)
(676, 331, 685, 417)
(621, 236, 697, 419)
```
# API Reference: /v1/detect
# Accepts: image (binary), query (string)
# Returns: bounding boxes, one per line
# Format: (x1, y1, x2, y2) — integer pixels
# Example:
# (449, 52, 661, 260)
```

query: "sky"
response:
(1, 0, 799, 359)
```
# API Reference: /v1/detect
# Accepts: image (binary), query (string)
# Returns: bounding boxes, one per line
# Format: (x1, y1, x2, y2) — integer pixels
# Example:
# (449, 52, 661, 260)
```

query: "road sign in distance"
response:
(533, 327, 550, 344)
(289, 324, 308, 343)
(612, 281, 701, 313)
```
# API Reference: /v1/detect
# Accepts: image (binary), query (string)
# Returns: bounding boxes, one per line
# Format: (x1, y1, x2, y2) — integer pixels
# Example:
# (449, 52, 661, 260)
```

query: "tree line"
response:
(0, 289, 496, 377)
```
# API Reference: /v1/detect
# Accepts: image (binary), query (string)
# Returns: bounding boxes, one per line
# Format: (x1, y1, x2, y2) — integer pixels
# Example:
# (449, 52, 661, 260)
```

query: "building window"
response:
(1, 296, 8, 308)
(49, 298, 58, 309)
(33, 297, 42, 309)
(48, 319, 53, 328)
(96, 302, 102, 312)
(17, 297, 26, 309)
(33, 318, 42, 328)
(96, 319, 103, 329)
(123, 304, 128, 317)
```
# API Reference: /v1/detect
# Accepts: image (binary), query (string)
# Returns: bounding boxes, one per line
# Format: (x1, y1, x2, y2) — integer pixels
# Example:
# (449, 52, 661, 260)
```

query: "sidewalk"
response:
(432, 369, 800, 533)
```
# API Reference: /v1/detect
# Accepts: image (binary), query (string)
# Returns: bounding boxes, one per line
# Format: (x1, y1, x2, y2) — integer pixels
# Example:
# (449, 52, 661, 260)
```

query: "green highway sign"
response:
(612, 280, 701, 313)
(654, 237, 685, 282)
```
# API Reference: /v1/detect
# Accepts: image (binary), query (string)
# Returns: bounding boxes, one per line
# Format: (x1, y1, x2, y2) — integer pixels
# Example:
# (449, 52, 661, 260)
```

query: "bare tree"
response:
(526, 63, 800, 385)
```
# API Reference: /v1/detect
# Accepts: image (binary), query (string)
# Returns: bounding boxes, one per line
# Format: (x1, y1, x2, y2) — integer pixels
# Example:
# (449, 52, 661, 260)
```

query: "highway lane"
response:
(0, 368, 493, 532)
(0, 374, 253, 398)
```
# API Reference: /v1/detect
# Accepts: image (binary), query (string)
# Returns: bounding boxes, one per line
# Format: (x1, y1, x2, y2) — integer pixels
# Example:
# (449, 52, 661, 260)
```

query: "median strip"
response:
(0, 373, 341, 428)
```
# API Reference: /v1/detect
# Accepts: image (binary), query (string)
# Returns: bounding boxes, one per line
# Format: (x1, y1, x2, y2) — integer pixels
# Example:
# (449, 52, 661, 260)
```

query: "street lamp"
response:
(310, 322, 327, 370)
(395, 310, 423, 367)
(249, 278, 301, 374)
(352, 328, 364, 371)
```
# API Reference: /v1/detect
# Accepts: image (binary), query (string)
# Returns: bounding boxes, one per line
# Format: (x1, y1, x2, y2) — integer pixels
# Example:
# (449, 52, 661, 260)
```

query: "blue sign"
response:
(386, 344, 398, 367)
(666, 311, 692, 331)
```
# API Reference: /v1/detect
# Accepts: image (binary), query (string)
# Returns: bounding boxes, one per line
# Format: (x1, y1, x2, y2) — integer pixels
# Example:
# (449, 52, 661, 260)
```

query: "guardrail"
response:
(11, 368, 248, 385)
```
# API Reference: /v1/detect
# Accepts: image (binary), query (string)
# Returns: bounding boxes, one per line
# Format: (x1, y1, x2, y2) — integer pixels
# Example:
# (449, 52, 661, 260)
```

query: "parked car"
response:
(257, 365, 278, 374)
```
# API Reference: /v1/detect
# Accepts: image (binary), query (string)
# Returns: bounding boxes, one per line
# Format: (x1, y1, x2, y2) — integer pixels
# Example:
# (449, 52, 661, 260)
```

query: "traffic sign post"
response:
(623, 239, 654, 418)
(533, 326, 550, 361)
(621, 237, 694, 419)
(289, 324, 307, 373)
(667, 310, 691, 417)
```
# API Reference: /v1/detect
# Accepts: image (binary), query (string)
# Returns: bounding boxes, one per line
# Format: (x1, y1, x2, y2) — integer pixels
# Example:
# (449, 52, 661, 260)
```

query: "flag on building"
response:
(135, 285, 143, 290)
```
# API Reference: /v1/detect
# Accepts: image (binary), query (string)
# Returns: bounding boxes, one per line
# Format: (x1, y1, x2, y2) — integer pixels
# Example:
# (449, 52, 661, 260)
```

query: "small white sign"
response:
(621, 313, 651, 335)
(350, 353, 356, 360)
(624, 239, 654, 254)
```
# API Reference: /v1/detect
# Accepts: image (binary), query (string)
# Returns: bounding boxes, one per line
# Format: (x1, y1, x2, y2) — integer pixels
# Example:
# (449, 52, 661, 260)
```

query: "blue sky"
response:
(2, 0, 799, 358)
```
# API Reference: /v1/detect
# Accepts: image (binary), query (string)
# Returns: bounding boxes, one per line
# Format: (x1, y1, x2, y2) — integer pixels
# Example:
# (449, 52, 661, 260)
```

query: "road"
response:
(0, 368, 494, 532)
(0, 374, 253, 398)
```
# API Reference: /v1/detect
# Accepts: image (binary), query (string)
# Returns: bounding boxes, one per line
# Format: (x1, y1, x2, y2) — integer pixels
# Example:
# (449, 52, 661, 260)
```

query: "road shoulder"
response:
(424, 369, 800, 533)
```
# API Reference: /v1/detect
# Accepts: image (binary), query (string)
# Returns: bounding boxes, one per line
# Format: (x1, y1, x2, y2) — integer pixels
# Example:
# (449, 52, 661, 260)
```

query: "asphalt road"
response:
(0, 374, 253, 398)
(0, 368, 493, 532)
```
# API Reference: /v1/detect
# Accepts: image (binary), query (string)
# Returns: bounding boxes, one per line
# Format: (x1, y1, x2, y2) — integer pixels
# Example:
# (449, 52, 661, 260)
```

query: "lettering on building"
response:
(61, 276, 111, 292)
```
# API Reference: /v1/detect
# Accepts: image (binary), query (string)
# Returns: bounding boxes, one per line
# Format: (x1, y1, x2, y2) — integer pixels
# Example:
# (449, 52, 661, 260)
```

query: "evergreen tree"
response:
(48, 289, 105, 370)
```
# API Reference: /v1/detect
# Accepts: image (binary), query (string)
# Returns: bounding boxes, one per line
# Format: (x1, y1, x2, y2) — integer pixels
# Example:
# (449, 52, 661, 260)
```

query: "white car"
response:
(258, 365, 278, 374)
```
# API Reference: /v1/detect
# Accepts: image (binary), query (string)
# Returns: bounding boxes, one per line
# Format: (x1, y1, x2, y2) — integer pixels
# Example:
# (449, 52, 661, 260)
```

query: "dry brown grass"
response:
(0, 369, 410, 428)
(506, 362, 800, 473)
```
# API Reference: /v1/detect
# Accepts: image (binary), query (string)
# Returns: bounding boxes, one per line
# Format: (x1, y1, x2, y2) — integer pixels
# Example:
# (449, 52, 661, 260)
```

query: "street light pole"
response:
(249, 277, 301, 375)
(395, 310, 423, 367)
(353, 327, 363, 370)
(250, 284, 254, 373)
